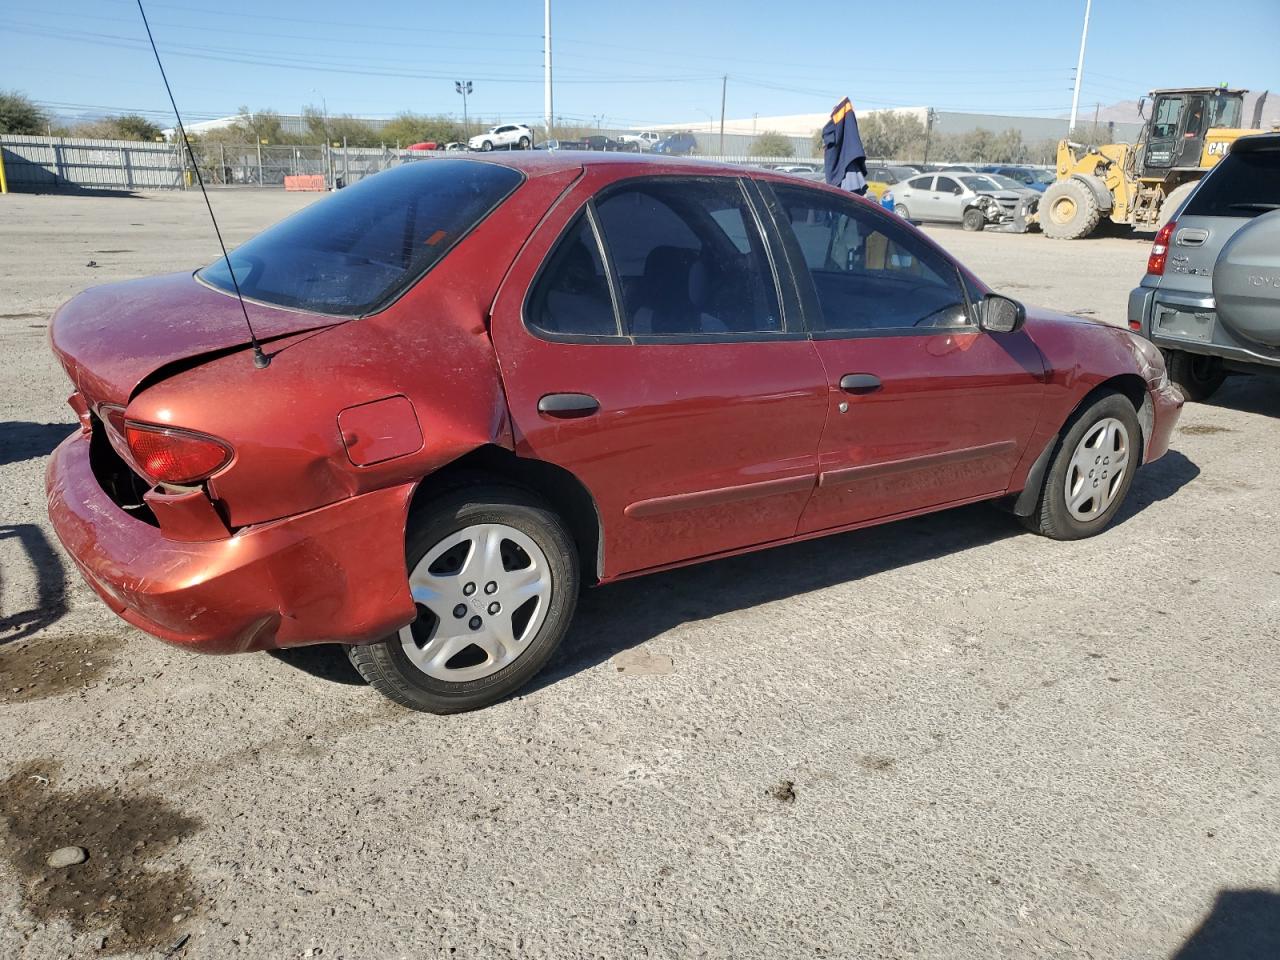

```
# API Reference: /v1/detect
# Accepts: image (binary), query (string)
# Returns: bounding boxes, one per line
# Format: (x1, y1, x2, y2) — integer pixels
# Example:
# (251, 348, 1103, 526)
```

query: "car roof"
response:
(428, 151, 748, 180)
(1232, 132, 1280, 154)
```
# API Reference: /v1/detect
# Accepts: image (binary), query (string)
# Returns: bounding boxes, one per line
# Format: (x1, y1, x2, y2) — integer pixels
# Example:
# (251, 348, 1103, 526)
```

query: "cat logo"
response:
(1206, 141, 1231, 157)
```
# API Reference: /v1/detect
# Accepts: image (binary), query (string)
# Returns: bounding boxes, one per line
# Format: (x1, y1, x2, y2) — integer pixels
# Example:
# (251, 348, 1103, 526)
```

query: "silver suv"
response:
(1128, 132, 1280, 400)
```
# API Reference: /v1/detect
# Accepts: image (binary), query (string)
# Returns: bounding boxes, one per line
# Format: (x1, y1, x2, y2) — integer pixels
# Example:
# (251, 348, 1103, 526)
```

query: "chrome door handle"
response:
(839, 373, 882, 394)
(537, 393, 600, 418)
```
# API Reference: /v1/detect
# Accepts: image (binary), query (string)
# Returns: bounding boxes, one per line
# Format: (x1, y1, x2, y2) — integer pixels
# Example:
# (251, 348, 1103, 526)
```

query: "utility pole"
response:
(1091, 101, 1100, 142)
(719, 74, 727, 155)
(922, 108, 937, 163)
(1069, 0, 1092, 132)
(544, 0, 554, 139)
(455, 80, 473, 136)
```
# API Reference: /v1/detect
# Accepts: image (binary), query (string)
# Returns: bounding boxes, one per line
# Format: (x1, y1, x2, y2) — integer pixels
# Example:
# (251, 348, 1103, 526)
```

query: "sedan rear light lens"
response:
(1147, 220, 1176, 276)
(125, 422, 232, 485)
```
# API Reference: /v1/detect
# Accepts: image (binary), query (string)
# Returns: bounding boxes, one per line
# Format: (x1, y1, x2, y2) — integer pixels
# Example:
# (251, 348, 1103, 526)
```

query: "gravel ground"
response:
(2, 189, 1278, 960)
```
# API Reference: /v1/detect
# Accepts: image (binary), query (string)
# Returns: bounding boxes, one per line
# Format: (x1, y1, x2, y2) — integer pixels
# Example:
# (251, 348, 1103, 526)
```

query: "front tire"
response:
(1020, 391, 1140, 540)
(347, 485, 579, 713)
(480, 140, 493, 152)
(1165, 350, 1225, 402)
(1041, 178, 1102, 240)
(962, 207, 986, 232)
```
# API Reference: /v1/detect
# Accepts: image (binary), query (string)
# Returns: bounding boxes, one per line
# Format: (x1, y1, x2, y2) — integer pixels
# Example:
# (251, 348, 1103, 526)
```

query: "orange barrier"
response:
(284, 174, 326, 192)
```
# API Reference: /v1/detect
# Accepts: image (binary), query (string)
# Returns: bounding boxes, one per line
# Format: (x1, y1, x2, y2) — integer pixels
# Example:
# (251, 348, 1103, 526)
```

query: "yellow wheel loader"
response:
(1040, 86, 1271, 240)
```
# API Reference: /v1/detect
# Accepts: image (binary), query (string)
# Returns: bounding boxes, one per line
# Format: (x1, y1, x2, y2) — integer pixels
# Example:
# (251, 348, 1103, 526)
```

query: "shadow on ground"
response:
(274, 448, 1199, 695)
(1206, 374, 1280, 418)
(1, 422, 75, 467)
(0, 524, 67, 645)
(1173, 889, 1280, 959)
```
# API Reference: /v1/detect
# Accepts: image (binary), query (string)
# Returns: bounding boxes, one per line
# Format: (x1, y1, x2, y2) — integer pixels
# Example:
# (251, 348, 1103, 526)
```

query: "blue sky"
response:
(5, 0, 1278, 128)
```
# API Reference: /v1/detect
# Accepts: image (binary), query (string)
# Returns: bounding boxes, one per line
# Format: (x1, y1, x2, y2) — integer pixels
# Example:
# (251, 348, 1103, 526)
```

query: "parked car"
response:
(774, 164, 819, 174)
(866, 164, 918, 186)
(46, 153, 1181, 713)
(583, 135, 623, 152)
(980, 165, 1055, 193)
(939, 164, 980, 173)
(535, 138, 588, 151)
(893, 173, 1040, 231)
(406, 141, 439, 152)
(468, 123, 533, 151)
(652, 132, 698, 155)
(1129, 132, 1280, 400)
(617, 131, 661, 152)
(443, 142, 467, 152)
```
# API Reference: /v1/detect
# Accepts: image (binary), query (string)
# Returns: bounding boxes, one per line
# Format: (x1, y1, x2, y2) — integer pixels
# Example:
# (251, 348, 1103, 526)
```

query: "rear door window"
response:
(1183, 147, 1280, 219)
(198, 159, 522, 315)
(592, 178, 783, 337)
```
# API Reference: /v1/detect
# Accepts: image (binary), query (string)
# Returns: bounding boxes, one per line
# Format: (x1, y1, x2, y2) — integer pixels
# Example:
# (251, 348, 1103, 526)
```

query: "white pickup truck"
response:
(615, 131, 661, 152)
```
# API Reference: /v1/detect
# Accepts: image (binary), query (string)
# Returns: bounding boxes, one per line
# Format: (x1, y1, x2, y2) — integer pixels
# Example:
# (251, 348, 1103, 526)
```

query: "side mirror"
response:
(978, 294, 1026, 334)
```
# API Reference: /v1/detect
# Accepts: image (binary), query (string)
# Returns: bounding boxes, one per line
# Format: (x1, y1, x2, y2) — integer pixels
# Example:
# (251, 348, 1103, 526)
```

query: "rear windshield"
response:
(198, 159, 523, 315)
(1183, 147, 1280, 220)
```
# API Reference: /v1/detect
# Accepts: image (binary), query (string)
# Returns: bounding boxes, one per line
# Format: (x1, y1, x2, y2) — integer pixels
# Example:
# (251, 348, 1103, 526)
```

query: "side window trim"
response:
(751, 179, 824, 334)
(584, 200, 626, 339)
(521, 205, 629, 345)
(734, 177, 794, 334)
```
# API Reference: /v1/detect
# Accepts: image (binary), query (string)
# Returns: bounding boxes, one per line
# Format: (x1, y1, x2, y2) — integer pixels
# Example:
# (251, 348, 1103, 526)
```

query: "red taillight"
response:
(1147, 220, 1176, 276)
(125, 422, 232, 485)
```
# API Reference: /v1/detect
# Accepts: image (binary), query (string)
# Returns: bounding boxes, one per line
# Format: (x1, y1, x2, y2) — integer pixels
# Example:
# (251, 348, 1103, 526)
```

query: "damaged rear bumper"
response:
(46, 431, 417, 654)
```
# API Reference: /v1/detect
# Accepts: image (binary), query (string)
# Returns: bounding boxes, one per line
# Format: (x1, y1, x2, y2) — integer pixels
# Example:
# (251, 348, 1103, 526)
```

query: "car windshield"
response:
(961, 175, 1001, 192)
(198, 159, 523, 316)
(1033, 169, 1055, 184)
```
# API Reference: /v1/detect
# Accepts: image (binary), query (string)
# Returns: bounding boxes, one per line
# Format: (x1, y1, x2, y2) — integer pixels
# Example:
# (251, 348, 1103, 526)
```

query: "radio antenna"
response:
(135, 0, 270, 369)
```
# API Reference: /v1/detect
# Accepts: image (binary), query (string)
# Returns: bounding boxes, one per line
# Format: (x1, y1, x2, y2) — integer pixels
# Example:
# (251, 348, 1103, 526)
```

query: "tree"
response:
(0, 90, 47, 135)
(379, 112, 463, 147)
(750, 130, 793, 157)
(858, 110, 928, 161)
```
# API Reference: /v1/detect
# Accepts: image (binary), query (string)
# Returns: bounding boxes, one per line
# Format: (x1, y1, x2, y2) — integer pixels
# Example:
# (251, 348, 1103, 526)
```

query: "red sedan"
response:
(46, 153, 1182, 713)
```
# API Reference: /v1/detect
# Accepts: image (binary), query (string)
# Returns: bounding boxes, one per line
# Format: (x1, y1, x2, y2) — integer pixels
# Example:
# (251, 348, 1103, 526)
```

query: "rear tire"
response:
(895, 203, 910, 220)
(347, 485, 579, 714)
(962, 207, 986, 232)
(518, 136, 531, 150)
(1041, 178, 1102, 240)
(1020, 391, 1140, 540)
(1165, 350, 1225, 402)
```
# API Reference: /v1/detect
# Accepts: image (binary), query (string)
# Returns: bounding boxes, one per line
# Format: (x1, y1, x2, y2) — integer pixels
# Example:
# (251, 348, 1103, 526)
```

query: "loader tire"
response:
(1041, 178, 1102, 240)
(1157, 180, 1199, 230)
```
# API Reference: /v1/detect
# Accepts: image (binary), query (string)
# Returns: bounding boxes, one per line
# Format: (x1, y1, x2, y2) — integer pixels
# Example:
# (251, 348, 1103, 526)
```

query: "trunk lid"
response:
(51, 271, 340, 406)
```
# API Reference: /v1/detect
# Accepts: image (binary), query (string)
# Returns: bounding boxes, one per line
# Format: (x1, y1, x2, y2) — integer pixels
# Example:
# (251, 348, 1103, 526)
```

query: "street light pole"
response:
(1068, 0, 1092, 132)
(719, 74, 727, 155)
(544, 0, 554, 139)
(455, 80, 473, 136)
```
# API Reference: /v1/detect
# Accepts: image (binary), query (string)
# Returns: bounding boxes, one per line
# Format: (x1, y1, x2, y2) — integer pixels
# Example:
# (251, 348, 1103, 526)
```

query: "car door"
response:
(898, 175, 933, 218)
(490, 172, 828, 579)
(760, 181, 1046, 533)
(932, 175, 965, 222)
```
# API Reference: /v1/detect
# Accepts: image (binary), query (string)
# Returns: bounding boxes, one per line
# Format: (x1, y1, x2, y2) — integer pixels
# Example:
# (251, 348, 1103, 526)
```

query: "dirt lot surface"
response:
(2, 189, 1278, 959)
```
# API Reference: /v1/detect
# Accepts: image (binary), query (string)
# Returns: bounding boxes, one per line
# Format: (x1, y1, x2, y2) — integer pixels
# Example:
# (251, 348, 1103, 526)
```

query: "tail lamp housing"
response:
(1147, 220, 1176, 276)
(124, 422, 233, 486)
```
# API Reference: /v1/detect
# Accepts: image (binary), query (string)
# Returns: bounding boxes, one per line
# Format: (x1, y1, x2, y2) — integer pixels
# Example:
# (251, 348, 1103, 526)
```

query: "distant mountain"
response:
(1073, 91, 1279, 129)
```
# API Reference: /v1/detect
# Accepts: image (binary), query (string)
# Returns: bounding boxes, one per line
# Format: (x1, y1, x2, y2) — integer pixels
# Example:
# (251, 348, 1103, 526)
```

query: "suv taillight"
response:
(125, 422, 232, 485)
(1147, 220, 1176, 276)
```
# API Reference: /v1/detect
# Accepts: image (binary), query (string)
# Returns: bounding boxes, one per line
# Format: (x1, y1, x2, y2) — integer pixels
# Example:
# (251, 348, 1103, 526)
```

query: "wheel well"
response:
(1073, 374, 1151, 460)
(409, 445, 604, 584)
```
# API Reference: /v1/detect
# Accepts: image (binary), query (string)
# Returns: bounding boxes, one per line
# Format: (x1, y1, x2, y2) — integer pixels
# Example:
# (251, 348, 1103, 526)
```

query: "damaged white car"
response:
(893, 172, 1040, 232)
